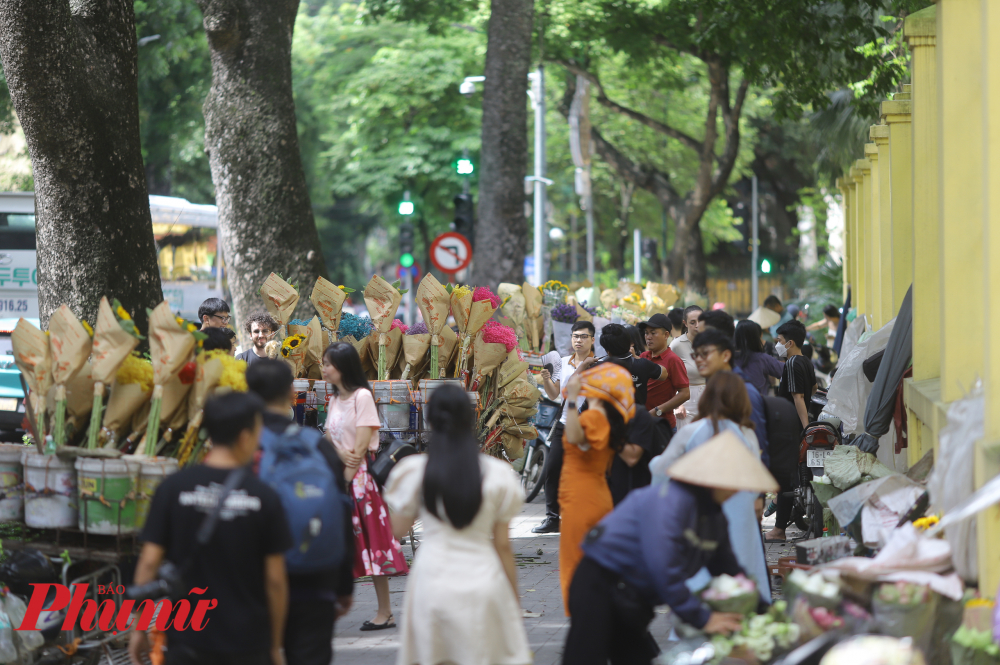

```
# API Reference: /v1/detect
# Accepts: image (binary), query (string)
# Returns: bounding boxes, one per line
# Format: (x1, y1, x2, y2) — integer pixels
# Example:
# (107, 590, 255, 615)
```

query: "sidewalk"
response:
(332, 496, 676, 664)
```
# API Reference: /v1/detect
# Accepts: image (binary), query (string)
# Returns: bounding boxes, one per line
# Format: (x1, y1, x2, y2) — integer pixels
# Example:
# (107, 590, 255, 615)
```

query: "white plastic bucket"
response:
(372, 381, 412, 431)
(75, 457, 141, 535)
(23, 453, 77, 529)
(128, 456, 178, 530)
(0, 444, 25, 521)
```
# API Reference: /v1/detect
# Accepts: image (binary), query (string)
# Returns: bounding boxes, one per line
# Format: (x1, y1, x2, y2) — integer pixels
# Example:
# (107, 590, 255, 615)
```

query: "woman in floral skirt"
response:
(322, 342, 408, 630)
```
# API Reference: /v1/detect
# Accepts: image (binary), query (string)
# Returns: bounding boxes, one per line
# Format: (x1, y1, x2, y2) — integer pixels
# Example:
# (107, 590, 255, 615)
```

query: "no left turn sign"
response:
(429, 232, 472, 274)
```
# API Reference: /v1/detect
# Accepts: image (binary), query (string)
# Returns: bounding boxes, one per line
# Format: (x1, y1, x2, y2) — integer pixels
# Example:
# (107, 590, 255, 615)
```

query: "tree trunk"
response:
(197, 0, 327, 330)
(0, 0, 163, 328)
(471, 0, 533, 288)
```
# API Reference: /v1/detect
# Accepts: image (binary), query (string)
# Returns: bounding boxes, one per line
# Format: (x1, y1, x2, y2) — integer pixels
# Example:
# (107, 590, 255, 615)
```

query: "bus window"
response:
(153, 224, 219, 282)
(0, 213, 36, 250)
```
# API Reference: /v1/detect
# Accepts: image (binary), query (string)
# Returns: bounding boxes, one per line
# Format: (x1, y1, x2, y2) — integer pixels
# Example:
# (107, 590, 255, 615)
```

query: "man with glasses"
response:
(638, 313, 690, 433)
(533, 321, 597, 534)
(236, 311, 280, 369)
(199, 297, 232, 331)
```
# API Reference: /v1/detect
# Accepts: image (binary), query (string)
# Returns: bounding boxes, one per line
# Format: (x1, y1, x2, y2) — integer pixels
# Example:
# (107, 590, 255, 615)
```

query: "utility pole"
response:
(634, 229, 641, 283)
(751, 175, 759, 310)
(531, 67, 547, 285)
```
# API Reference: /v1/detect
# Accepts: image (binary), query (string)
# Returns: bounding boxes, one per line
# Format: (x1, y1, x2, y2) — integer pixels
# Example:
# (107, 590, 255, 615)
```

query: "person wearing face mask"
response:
(670, 306, 705, 428)
(765, 319, 816, 543)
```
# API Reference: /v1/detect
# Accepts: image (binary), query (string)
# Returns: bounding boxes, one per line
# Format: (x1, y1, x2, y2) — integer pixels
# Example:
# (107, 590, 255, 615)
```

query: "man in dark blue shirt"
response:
(562, 430, 778, 665)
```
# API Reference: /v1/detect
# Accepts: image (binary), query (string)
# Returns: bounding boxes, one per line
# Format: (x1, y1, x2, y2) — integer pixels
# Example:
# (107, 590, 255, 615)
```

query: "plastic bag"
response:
(824, 445, 894, 491)
(552, 321, 574, 356)
(3, 593, 43, 651)
(838, 313, 869, 364)
(927, 389, 983, 582)
(0, 605, 18, 663)
(823, 316, 895, 435)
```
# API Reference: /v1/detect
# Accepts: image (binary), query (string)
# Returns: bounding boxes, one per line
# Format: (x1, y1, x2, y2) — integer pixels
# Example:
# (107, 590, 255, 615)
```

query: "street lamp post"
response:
(751, 175, 759, 310)
(463, 72, 550, 286)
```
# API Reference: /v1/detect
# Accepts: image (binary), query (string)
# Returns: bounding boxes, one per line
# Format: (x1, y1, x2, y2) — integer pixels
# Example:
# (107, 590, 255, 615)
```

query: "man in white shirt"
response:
(532, 321, 597, 534)
(670, 305, 705, 429)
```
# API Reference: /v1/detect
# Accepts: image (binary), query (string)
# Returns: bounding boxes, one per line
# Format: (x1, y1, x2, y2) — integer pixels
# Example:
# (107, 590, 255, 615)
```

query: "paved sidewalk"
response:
(332, 496, 676, 665)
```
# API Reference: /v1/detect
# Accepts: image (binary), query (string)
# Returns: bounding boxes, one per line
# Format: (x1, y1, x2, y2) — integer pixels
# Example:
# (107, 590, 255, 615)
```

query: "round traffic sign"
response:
(429, 232, 472, 274)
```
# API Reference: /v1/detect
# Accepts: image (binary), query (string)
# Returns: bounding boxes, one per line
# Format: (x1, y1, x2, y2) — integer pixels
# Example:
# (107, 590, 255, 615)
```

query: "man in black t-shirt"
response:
(248, 359, 355, 665)
(236, 311, 279, 369)
(766, 319, 817, 543)
(598, 323, 667, 406)
(129, 392, 292, 665)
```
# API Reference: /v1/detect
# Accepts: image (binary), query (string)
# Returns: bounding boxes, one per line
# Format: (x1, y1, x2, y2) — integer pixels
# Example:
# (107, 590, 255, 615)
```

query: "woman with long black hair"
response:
(322, 342, 408, 631)
(385, 383, 530, 665)
(733, 319, 784, 397)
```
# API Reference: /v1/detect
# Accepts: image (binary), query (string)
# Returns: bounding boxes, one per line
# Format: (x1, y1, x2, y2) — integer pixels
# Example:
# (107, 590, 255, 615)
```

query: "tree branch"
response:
(712, 77, 749, 197)
(590, 127, 683, 215)
(555, 59, 705, 157)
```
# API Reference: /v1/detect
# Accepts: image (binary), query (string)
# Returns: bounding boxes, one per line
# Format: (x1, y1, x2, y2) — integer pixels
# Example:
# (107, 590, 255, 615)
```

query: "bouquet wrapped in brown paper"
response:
(366, 326, 403, 380)
(498, 283, 528, 352)
(363, 275, 403, 380)
(144, 302, 197, 456)
(400, 333, 431, 380)
(12, 318, 52, 444)
(451, 285, 500, 382)
(437, 325, 459, 379)
(522, 282, 544, 352)
(498, 350, 529, 390)
(87, 297, 141, 448)
(45, 361, 94, 444)
(310, 277, 349, 344)
(304, 316, 325, 378)
(416, 274, 450, 378)
(49, 305, 93, 446)
(102, 353, 153, 447)
(280, 327, 312, 378)
(260, 272, 300, 330)
(643, 281, 680, 309)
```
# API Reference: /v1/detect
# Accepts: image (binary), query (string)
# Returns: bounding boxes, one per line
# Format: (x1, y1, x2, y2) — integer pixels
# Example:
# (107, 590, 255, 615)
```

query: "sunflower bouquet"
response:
(102, 352, 153, 448)
(280, 332, 310, 377)
(176, 350, 248, 466)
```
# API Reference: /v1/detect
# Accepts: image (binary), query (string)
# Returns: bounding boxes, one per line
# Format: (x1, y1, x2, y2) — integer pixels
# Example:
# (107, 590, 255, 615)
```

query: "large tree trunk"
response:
(197, 0, 327, 329)
(471, 0, 533, 288)
(0, 0, 163, 328)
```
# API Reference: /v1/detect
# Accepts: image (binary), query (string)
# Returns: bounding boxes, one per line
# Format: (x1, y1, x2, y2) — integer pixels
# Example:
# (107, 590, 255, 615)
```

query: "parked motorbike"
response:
(791, 418, 842, 539)
(521, 396, 561, 502)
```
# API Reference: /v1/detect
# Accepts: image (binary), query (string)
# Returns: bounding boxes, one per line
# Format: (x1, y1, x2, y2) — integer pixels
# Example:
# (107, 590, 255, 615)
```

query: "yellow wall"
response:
(843, 0, 1000, 594)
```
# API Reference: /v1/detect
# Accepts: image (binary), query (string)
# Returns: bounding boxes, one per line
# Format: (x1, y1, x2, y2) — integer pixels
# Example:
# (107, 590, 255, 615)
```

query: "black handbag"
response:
(369, 438, 418, 488)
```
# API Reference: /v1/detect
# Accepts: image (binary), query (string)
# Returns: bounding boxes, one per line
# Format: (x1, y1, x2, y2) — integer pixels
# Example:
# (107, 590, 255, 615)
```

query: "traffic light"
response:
(399, 223, 414, 267)
(641, 237, 657, 261)
(453, 193, 475, 245)
(760, 258, 772, 274)
(456, 158, 474, 175)
(398, 191, 414, 216)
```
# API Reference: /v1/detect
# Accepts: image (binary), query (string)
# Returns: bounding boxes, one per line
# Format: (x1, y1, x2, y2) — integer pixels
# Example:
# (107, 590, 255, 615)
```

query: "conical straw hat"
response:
(747, 306, 781, 330)
(668, 429, 778, 493)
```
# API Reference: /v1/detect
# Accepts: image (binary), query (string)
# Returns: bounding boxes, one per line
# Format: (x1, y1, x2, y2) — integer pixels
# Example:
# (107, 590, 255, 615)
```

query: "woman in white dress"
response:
(384, 383, 531, 665)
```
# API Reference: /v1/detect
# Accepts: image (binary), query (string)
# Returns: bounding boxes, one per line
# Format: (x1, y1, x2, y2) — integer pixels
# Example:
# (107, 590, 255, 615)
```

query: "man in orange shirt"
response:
(638, 313, 690, 433)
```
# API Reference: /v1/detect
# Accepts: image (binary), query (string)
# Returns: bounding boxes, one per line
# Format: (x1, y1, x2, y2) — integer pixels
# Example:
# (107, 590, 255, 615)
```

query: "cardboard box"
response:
(796, 536, 853, 565)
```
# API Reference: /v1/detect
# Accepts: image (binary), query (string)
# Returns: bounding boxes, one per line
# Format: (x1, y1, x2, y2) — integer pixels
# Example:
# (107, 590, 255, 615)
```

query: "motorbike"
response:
(520, 396, 561, 502)
(790, 418, 842, 539)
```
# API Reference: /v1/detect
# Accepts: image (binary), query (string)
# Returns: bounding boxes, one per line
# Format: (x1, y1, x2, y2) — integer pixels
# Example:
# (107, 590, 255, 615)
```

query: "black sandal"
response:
(360, 615, 396, 631)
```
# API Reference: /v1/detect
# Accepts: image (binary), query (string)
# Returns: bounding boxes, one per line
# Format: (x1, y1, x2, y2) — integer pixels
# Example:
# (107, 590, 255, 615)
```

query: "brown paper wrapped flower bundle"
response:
(48, 305, 93, 446)
(522, 282, 544, 352)
(451, 286, 498, 381)
(260, 273, 300, 331)
(86, 297, 141, 448)
(399, 333, 430, 381)
(416, 274, 451, 378)
(363, 275, 402, 380)
(498, 283, 528, 350)
(310, 277, 348, 345)
(12, 318, 52, 444)
(144, 302, 197, 456)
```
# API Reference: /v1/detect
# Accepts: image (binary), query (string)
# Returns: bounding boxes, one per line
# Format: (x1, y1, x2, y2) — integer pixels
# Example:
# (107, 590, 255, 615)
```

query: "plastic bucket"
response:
(372, 381, 412, 431)
(128, 456, 178, 530)
(417, 379, 465, 406)
(23, 452, 77, 528)
(0, 444, 24, 520)
(75, 457, 141, 535)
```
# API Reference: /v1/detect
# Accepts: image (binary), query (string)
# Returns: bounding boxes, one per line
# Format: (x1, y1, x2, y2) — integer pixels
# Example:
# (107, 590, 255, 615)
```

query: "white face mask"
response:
(775, 342, 788, 359)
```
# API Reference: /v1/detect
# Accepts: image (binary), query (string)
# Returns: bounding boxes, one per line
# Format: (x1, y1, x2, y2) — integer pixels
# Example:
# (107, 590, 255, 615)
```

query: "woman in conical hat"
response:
(562, 429, 777, 664)
(557, 362, 634, 616)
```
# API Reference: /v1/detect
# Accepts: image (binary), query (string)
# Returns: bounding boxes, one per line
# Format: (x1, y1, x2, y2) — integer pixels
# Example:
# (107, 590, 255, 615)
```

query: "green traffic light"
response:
(457, 158, 474, 175)
(400, 253, 415, 268)
(761, 259, 772, 274)
(398, 201, 414, 215)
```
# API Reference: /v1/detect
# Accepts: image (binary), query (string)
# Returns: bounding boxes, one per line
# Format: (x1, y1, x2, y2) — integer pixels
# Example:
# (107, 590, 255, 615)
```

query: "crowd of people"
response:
(125, 295, 824, 665)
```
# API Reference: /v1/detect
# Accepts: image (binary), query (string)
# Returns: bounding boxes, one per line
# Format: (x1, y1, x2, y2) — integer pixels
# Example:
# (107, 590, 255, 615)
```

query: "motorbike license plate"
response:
(807, 449, 833, 468)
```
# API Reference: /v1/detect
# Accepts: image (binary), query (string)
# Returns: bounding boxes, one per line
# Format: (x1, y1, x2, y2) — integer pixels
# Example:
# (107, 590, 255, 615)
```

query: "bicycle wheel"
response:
(523, 446, 546, 503)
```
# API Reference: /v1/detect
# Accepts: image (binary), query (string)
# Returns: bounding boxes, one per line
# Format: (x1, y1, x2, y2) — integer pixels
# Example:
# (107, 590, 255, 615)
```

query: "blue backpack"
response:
(258, 424, 348, 574)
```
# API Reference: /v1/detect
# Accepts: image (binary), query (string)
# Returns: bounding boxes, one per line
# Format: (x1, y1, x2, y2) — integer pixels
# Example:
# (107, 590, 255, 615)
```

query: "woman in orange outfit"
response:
(558, 362, 635, 614)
